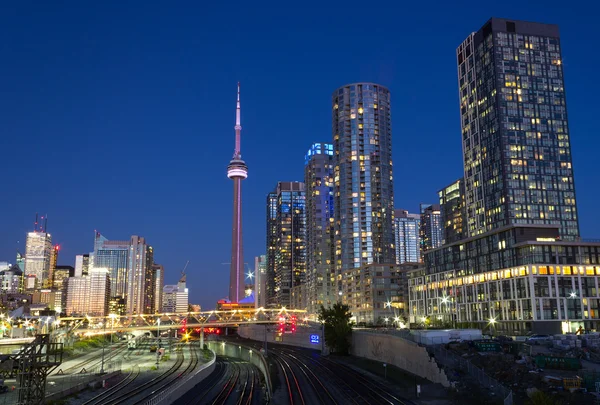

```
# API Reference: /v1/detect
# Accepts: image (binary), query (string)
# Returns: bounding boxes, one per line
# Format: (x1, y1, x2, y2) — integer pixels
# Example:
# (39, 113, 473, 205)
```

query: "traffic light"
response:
(291, 315, 297, 333)
(180, 318, 187, 334)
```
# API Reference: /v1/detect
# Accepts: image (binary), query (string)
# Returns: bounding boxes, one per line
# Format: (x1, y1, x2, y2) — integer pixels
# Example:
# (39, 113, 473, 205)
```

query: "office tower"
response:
(304, 142, 336, 314)
(46, 244, 59, 288)
(93, 233, 129, 299)
(126, 236, 153, 315)
(24, 231, 53, 289)
(254, 255, 267, 308)
(152, 264, 164, 313)
(52, 265, 74, 290)
(0, 264, 23, 293)
(265, 192, 278, 306)
(89, 267, 110, 316)
(332, 83, 395, 273)
(269, 182, 306, 308)
(161, 273, 188, 314)
(142, 247, 155, 314)
(394, 209, 421, 264)
(74, 254, 90, 277)
(227, 83, 248, 303)
(457, 18, 579, 240)
(420, 204, 443, 253)
(66, 277, 90, 316)
(439, 178, 467, 245)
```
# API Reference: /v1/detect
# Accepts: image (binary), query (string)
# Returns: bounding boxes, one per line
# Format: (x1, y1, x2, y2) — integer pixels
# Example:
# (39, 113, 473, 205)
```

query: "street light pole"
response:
(100, 319, 106, 374)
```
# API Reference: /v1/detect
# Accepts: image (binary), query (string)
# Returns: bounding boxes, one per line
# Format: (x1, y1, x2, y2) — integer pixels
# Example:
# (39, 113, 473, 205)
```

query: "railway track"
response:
(81, 366, 141, 405)
(276, 346, 410, 405)
(92, 343, 188, 405)
(58, 342, 127, 374)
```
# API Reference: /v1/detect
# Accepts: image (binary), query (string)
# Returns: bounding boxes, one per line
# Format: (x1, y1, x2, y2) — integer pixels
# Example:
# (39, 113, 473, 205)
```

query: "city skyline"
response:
(2, 2, 599, 310)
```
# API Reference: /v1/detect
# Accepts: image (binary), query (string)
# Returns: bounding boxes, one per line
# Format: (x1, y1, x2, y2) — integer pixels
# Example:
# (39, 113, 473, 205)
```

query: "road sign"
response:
(310, 334, 320, 344)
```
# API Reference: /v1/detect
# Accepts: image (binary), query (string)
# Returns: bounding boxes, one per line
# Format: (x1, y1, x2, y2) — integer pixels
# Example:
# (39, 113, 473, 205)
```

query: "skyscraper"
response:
(162, 273, 188, 314)
(152, 264, 164, 313)
(227, 83, 248, 303)
(93, 233, 129, 299)
(268, 182, 307, 308)
(332, 83, 395, 273)
(266, 191, 278, 306)
(52, 265, 74, 290)
(457, 18, 579, 240)
(394, 209, 421, 264)
(66, 277, 89, 316)
(24, 230, 52, 289)
(254, 255, 267, 309)
(126, 236, 153, 315)
(420, 204, 443, 253)
(304, 143, 336, 314)
(438, 178, 467, 245)
(46, 244, 59, 288)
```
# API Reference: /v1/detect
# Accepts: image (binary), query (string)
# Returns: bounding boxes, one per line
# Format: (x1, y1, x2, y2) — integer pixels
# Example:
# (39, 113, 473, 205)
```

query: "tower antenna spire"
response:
(234, 82, 242, 158)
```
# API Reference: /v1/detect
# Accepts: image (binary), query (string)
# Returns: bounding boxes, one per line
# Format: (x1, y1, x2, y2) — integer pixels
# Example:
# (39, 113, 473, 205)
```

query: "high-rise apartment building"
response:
(266, 192, 278, 306)
(410, 18, 596, 335)
(304, 143, 336, 315)
(267, 182, 306, 308)
(152, 264, 164, 313)
(332, 83, 395, 273)
(254, 255, 267, 309)
(457, 18, 579, 240)
(420, 204, 443, 254)
(394, 209, 421, 264)
(127, 236, 153, 315)
(89, 267, 110, 316)
(438, 178, 467, 245)
(94, 233, 129, 299)
(24, 231, 53, 289)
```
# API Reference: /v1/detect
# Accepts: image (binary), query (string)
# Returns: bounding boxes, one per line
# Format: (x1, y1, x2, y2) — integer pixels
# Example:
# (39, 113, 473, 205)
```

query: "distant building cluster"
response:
(250, 17, 600, 336)
(1, 227, 190, 319)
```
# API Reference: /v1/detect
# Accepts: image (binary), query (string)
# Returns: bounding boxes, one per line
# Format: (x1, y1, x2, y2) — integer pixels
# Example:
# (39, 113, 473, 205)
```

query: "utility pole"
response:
(100, 319, 106, 373)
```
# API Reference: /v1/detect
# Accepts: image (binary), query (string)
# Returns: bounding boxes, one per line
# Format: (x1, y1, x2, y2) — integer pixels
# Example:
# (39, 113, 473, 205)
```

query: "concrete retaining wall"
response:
(238, 324, 323, 350)
(206, 341, 272, 400)
(351, 331, 450, 386)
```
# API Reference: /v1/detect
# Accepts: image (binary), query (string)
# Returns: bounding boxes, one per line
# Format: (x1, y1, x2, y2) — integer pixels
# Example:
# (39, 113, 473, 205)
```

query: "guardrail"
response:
(143, 347, 216, 405)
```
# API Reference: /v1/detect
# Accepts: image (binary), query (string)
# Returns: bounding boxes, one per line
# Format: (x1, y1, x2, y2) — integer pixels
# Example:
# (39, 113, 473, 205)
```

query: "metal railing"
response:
(429, 345, 513, 405)
(143, 349, 216, 405)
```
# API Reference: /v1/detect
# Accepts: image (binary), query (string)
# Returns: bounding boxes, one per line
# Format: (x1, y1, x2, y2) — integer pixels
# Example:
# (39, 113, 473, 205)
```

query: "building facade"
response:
(269, 182, 306, 308)
(304, 143, 336, 315)
(332, 83, 395, 273)
(394, 209, 421, 264)
(93, 233, 130, 299)
(89, 267, 110, 316)
(420, 204, 443, 254)
(457, 18, 579, 240)
(74, 253, 90, 277)
(162, 274, 188, 314)
(52, 265, 74, 290)
(24, 231, 53, 289)
(0, 264, 23, 294)
(152, 264, 164, 313)
(439, 179, 467, 245)
(66, 277, 90, 316)
(266, 192, 278, 307)
(126, 236, 153, 315)
(254, 255, 267, 309)
(410, 225, 600, 334)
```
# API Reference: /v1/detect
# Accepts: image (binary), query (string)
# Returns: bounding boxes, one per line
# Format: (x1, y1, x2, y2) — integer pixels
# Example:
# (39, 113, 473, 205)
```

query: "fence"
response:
(143, 347, 216, 405)
(429, 345, 513, 405)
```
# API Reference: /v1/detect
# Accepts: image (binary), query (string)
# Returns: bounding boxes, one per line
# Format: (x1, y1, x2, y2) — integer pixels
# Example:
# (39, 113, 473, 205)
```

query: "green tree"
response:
(318, 303, 353, 354)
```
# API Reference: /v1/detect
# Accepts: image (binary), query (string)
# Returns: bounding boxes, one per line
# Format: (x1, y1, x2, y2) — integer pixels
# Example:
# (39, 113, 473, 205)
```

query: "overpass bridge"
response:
(55, 307, 308, 337)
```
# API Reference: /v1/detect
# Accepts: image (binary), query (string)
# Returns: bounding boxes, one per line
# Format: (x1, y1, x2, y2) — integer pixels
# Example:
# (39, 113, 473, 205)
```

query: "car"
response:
(526, 334, 552, 345)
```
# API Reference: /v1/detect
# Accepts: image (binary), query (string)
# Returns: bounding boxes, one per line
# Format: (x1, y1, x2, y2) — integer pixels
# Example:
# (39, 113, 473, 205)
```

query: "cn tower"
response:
(227, 82, 247, 303)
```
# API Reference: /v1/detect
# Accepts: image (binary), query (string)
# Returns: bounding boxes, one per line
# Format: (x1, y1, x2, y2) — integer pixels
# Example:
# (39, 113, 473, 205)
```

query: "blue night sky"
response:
(1, 1, 598, 310)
